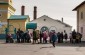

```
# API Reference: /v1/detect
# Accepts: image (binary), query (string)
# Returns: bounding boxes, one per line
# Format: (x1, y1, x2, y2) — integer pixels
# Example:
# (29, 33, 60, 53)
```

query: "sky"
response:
(12, 0, 84, 30)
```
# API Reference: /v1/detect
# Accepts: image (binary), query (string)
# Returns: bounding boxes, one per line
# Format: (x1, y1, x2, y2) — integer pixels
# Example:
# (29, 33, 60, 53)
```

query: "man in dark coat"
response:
(72, 30, 76, 43)
(64, 32, 68, 43)
(57, 32, 61, 43)
(40, 32, 43, 43)
(33, 29, 37, 44)
(20, 30, 24, 43)
(16, 29, 21, 43)
(60, 32, 63, 43)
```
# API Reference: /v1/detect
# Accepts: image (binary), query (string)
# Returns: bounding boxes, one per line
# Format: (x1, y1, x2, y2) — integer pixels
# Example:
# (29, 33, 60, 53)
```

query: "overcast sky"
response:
(12, 0, 84, 30)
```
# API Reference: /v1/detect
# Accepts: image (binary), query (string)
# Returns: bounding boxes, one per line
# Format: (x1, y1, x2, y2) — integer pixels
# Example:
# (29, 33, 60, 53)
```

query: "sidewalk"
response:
(0, 40, 85, 55)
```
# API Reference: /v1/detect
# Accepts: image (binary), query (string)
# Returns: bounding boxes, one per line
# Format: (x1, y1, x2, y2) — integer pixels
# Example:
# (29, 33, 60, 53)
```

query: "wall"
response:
(77, 4, 85, 41)
(0, 5, 8, 34)
(8, 7, 15, 18)
(0, 0, 9, 2)
(0, 5, 8, 22)
(30, 15, 72, 36)
(9, 20, 26, 34)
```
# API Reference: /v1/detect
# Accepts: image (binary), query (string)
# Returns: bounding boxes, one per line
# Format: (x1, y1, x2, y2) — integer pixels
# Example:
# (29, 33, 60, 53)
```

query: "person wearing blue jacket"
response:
(51, 31, 57, 47)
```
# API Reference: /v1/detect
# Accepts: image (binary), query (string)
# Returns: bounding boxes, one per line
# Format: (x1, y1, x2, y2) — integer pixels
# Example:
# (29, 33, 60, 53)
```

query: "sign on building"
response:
(0, 22, 7, 28)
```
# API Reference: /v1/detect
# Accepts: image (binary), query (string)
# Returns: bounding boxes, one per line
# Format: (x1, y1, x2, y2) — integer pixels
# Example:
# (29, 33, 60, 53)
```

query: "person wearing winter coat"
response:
(51, 31, 57, 47)
(64, 32, 68, 43)
(33, 29, 37, 44)
(16, 29, 21, 43)
(43, 31, 48, 43)
(40, 32, 43, 43)
(57, 32, 61, 43)
(72, 30, 76, 43)
(26, 31, 31, 43)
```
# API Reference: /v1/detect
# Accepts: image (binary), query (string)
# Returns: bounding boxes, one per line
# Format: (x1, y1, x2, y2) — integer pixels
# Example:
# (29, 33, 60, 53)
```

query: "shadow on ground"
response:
(55, 42, 85, 47)
(40, 46, 53, 49)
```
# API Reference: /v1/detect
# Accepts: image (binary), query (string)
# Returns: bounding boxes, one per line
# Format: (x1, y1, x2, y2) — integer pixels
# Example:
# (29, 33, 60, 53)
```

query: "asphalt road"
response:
(0, 40, 85, 55)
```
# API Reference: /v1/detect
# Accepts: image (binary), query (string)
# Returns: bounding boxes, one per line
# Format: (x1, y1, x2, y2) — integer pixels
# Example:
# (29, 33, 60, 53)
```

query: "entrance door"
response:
(40, 26, 49, 33)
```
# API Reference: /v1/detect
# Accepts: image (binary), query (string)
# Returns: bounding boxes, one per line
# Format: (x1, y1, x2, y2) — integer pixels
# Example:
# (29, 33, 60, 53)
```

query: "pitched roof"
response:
(9, 15, 29, 20)
(55, 20, 72, 27)
(73, 1, 85, 11)
(30, 15, 72, 27)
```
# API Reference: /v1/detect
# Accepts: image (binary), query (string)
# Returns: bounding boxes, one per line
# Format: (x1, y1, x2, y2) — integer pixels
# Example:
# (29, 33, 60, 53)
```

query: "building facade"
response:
(73, 1, 85, 41)
(29, 15, 72, 36)
(0, 0, 30, 34)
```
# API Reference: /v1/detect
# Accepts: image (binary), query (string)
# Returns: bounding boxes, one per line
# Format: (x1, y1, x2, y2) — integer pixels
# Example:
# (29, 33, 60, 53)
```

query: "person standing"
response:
(16, 29, 21, 43)
(20, 30, 24, 43)
(23, 31, 27, 43)
(26, 31, 31, 43)
(33, 29, 37, 44)
(64, 32, 68, 43)
(60, 32, 63, 43)
(40, 32, 43, 43)
(69, 33, 72, 43)
(6, 33, 11, 43)
(49, 31, 53, 43)
(6, 33, 9, 43)
(43, 31, 48, 43)
(72, 30, 76, 43)
(57, 32, 61, 43)
(79, 33, 82, 43)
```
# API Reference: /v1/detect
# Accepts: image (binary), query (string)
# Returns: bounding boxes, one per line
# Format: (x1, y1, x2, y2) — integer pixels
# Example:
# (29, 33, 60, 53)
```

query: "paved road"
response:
(0, 40, 85, 55)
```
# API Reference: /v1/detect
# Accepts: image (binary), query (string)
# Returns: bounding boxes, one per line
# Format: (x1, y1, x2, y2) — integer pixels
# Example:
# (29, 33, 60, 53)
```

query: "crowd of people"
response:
(70, 30, 82, 43)
(6, 29, 82, 47)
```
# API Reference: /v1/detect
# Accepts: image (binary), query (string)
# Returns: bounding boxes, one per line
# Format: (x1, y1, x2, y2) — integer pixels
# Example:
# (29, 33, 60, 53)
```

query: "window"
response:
(0, 14, 2, 17)
(81, 12, 83, 19)
(44, 19, 46, 21)
(77, 10, 79, 19)
(81, 27, 83, 33)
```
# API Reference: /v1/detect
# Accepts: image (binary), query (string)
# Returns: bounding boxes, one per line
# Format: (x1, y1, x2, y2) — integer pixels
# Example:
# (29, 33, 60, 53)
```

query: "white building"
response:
(29, 15, 72, 36)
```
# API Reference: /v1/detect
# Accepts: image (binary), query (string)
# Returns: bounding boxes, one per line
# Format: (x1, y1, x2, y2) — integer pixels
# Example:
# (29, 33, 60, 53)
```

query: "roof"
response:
(0, 2, 16, 11)
(0, 2, 8, 5)
(30, 15, 72, 27)
(55, 20, 71, 27)
(9, 15, 29, 20)
(9, 4, 16, 11)
(26, 23, 37, 29)
(73, 1, 85, 11)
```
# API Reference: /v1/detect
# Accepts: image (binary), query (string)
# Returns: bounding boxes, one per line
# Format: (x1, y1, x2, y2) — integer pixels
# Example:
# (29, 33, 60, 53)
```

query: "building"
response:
(0, 0, 72, 39)
(8, 15, 29, 34)
(29, 15, 72, 36)
(0, 0, 30, 34)
(73, 1, 85, 41)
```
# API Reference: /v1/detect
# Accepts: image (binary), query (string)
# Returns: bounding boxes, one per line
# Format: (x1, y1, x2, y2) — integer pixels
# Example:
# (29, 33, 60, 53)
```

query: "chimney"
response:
(33, 6, 37, 20)
(62, 17, 63, 22)
(21, 6, 25, 15)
